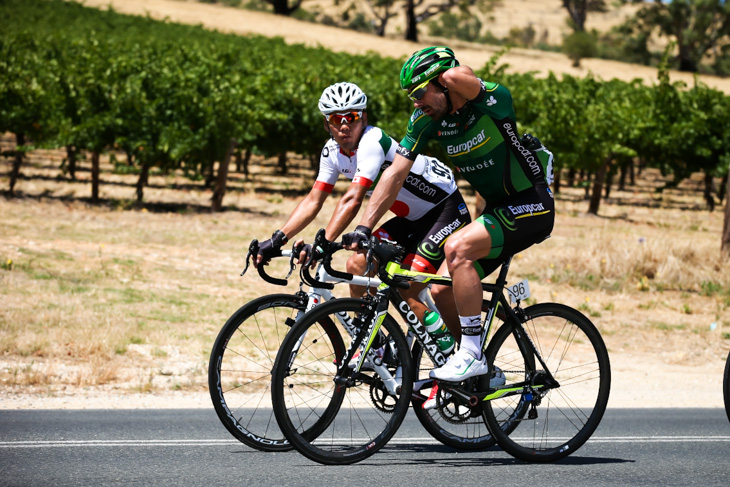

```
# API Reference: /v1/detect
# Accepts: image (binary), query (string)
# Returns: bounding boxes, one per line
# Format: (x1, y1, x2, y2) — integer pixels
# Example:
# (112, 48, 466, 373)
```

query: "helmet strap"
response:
(432, 80, 453, 114)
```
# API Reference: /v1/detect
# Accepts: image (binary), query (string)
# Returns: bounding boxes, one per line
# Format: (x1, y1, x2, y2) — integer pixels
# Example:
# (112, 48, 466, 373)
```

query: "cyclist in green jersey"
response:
(344, 46, 555, 382)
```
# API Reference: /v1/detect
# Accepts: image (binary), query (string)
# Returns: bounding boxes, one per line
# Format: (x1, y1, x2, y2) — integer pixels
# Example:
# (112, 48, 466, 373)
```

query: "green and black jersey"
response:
(397, 80, 553, 204)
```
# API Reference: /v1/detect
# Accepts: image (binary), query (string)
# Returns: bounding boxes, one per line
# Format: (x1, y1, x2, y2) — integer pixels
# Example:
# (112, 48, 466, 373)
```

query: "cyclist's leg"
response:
(430, 269, 460, 339)
(434, 188, 555, 379)
(391, 191, 471, 327)
(345, 249, 373, 298)
(472, 186, 555, 278)
(442, 222, 493, 318)
(445, 186, 556, 320)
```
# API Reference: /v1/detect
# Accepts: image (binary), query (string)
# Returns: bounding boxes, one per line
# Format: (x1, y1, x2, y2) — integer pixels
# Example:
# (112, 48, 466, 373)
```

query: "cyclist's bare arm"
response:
(439, 66, 481, 101)
(323, 182, 368, 241)
(352, 153, 415, 241)
(254, 188, 328, 267)
(279, 187, 329, 239)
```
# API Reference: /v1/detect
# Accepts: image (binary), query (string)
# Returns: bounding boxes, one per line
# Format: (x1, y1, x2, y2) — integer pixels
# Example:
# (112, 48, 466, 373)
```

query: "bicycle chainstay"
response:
(435, 368, 558, 407)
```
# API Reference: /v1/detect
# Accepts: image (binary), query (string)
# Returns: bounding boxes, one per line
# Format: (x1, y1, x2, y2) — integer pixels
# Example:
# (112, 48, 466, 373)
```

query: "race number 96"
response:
(507, 279, 531, 304)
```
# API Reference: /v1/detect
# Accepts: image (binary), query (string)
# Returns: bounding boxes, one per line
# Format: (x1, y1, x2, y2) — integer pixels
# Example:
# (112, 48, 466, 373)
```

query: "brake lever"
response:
(285, 244, 298, 280)
(241, 239, 259, 277)
(364, 237, 376, 276)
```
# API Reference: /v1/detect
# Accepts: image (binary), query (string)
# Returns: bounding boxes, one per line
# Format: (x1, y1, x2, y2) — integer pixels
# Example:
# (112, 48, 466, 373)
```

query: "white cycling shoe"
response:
(429, 347, 489, 382)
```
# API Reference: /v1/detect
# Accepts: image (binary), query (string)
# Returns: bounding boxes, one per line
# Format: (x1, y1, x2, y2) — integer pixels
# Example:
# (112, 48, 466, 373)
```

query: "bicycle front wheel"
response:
(208, 293, 306, 451)
(271, 298, 413, 465)
(483, 303, 611, 462)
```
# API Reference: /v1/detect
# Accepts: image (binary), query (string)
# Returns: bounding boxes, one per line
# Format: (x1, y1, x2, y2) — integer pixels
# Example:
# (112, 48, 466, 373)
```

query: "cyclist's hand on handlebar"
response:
(292, 239, 312, 266)
(254, 229, 288, 267)
(342, 225, 372, 250)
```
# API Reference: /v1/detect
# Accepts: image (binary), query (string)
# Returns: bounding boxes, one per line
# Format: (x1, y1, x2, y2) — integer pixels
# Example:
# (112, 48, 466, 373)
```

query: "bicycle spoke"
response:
(208, 295, 304, 451)
(483, 303, 610, 462)
(272, 299, 412, 465)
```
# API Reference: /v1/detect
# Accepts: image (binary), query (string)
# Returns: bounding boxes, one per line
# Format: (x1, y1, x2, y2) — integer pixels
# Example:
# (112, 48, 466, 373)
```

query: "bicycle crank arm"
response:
(435, 382, 478, 404)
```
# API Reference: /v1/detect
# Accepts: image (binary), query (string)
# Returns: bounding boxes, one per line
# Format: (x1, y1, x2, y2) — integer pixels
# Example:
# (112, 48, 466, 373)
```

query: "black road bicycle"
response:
(208, 237, 495, 452)
(271, 232, 611, 465)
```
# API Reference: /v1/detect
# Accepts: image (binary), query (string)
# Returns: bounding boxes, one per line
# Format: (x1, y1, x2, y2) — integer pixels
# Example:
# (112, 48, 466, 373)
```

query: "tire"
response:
(724, 350, 730, 423)
(410, 342, 497, 451)
(271, 298, 413, 465)
(482, 303, 611, 462)
(208, 293, 307, 452)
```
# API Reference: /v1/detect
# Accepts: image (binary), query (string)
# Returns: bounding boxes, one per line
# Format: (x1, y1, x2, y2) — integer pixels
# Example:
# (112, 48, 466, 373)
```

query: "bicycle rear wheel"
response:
(208, 293, 307, 451)
(410, 341, 497, 451)
(483, 303, 611, 462)
(271, 298, 413, 465)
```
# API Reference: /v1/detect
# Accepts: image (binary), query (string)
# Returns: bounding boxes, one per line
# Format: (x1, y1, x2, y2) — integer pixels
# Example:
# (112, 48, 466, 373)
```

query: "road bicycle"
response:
(724, 350, 730, 423)
(271, 231, 611, 465)
(208, 237, 496, 452)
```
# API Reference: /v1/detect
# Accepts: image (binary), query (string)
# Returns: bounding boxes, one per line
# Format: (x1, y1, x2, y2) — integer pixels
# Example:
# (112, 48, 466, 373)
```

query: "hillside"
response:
(304, 0, 639, 44)
(77, 0, 730, 93)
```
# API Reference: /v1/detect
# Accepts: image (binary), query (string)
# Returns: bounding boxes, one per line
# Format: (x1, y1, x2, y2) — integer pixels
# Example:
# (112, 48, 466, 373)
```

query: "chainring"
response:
(435, 380, 482, 424)
(435, 390, 473, 424)
(369, 377, 396, 414)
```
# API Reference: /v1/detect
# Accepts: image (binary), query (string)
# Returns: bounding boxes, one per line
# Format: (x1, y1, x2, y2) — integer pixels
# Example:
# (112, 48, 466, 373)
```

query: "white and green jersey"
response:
(314, 125, 457, 220)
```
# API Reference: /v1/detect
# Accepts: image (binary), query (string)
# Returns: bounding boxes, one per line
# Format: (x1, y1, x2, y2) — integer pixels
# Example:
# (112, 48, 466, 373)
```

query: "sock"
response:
(459, 315, 482, 359)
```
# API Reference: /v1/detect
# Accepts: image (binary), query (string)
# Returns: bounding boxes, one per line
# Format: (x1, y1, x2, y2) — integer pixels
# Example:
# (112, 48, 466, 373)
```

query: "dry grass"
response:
(1, 138, 730, 401)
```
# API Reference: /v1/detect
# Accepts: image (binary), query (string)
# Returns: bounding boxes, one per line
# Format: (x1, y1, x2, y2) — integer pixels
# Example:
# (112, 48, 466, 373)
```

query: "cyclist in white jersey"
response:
(254, 81, 471, 340)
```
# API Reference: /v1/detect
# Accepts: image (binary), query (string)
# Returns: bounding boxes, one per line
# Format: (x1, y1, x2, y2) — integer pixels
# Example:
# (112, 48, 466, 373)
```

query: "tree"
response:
(0, 34, 60, 195)
(404, 0, 500, 42)
(563, 0, 608, 32)
(364, 0, 397, 36)
(560, 1, 607, 66)
(563, 30, 599, 67)
(265, 0, 303, 15)
(622, 0, 730, 73)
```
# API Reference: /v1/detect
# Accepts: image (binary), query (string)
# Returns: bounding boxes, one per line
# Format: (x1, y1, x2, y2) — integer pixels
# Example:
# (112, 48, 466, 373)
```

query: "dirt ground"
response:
(2, 149, 728, 411)
(2, 0, 729, 410)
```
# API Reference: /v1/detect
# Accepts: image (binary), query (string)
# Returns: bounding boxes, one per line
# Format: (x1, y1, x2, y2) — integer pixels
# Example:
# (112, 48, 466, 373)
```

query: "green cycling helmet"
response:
(400, 46, 459, 92)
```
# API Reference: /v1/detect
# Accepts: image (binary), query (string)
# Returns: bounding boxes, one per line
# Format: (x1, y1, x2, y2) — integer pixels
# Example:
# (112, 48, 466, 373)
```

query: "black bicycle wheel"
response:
(208, 293, 306, 452)
(271, 298, 413, 465)
(410, 341, 497, 451)
(724, 350, 730, 423)
(483, 303, 611, 462)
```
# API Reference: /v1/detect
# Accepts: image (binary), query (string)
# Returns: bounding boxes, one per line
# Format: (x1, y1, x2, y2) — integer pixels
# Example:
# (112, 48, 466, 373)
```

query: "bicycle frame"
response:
(275, 254, 440, 398)
(344, 252, 560, 404)
(270, 231, 610, 464)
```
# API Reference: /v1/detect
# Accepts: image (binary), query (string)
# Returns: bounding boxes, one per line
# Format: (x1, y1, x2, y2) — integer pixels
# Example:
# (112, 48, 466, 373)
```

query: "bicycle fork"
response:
(335, 289, 402, 395)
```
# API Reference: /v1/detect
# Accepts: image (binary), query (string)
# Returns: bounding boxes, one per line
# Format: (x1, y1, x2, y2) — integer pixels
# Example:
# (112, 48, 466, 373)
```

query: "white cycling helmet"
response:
(318, 82, 368, 115)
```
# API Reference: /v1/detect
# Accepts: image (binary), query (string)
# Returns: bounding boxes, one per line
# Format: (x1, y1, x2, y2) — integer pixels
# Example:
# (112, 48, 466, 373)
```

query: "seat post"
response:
(493, 256, 513, 290)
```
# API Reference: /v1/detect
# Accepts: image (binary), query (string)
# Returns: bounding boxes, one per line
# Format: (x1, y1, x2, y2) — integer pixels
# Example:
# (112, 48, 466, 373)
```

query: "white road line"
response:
(1, 436, 730, 448)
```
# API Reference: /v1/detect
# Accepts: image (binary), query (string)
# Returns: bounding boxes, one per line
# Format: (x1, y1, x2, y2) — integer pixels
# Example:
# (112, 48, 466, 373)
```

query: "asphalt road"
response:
(1, 408, 728, 487)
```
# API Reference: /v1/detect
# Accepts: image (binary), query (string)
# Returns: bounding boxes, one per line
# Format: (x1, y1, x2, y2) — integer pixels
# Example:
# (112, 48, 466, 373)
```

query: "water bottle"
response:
(423, 311, 455, 355)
